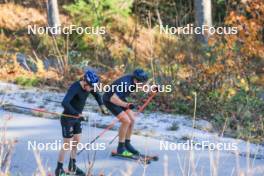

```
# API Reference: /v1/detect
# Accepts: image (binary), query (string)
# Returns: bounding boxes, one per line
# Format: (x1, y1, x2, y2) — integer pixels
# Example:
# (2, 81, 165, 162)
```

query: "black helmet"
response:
(133, 68, 148, 82)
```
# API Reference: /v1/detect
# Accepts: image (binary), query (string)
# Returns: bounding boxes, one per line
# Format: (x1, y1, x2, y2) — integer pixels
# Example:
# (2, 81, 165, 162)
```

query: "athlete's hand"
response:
(100, 105, 109, 115)
(152, 85, 159, 92)
(126, 103, 136, 109)
(79, 114, 88, 122)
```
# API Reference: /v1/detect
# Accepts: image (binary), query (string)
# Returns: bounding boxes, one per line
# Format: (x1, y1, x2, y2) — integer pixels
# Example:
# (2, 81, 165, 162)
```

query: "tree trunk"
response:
(47, 0, 60, 35)
(194, 0, 212, 43)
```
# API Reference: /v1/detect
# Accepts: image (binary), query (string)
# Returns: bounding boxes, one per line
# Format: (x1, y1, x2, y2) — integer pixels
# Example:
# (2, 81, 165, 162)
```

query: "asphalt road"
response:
(1, 112, 264, 176)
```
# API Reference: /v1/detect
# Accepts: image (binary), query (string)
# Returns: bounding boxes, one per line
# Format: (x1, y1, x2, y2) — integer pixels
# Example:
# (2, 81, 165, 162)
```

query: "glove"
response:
(126, 103, 136, 109)
(100, 105, 109, 115)
(79, 115, 88, 122)
(152, 85, 159, 92)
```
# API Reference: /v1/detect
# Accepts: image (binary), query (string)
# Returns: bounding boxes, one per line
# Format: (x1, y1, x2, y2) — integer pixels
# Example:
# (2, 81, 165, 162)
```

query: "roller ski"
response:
(111, 150, 151, 164)
(55, 167, 70, 176)
(55, 168, 85, 176)
(55, 159, 86, 176)
(136, 153, 159, 162)
(125, 139, 159, 162)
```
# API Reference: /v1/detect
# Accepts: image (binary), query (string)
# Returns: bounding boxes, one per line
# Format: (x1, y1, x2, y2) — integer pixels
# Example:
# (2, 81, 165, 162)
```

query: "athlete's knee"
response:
(125, 110, 135, 124)
(63, 138, 71, 143)
(130, 120, 135, 127)
(73, 134, 81, 142)
(118, 114, 131, 125)
(63, 138, 72, 150)
(123, 117, 131, 125)
(127, 118, 134, 127)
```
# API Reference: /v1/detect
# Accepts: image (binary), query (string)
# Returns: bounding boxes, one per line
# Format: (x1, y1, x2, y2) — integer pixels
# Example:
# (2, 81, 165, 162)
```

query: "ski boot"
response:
(55, 167, 69, 176)
(117, 142, 133, 157)
(125, 139, 139, 155)
(68, 158, 86, 176)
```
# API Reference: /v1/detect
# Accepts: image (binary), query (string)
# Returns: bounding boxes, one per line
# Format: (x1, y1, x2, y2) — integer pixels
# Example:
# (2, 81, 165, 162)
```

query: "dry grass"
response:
(0, 3, 46, 31)
(0, 113, 16, 176)
(0, 3, 71, 31)
(0, 51, 66, 88)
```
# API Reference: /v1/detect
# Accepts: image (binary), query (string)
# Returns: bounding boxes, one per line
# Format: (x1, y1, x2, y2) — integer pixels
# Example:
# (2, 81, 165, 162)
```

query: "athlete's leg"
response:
(56, 137, 72, 176)
(117, 111, 131, 142)
(124, 109, 139, 154)
(104, 100, 133, 155)
(125, 109, 136, 139)
(68, 121, 85, 175)
(68, 134, 85, 175)
(116, 111, 133, 154)
(56, 118, 74, 176)
(70, 134, 81, 159)
(58, 137, 72, 163)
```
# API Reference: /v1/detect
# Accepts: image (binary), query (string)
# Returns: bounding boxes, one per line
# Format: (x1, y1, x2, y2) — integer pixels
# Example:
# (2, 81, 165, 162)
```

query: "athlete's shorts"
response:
(60, 117, 82, 138)
(103, 99, 128, 116)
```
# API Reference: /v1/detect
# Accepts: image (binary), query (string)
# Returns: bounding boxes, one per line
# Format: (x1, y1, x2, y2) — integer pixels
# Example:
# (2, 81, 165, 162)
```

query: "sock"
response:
(57, 162, 63, 169)
(117, 142, 125, 153)
(118, 142, 125, 148)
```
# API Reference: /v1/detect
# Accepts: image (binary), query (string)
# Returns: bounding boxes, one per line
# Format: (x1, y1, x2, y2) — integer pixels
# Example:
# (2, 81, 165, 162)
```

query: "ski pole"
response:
(108, 134, 119, 145)
(3, 104, 81, 119)
(44, 98, 61, 104)
(77, 118, 119, 155)
(44, 98, 90, 107)
(77, 91, 158, 155)
(137, 91, 157, 113)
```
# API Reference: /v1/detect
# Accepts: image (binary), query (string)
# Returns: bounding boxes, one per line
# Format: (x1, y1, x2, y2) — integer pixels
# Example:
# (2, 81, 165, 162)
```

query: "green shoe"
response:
(120, 150, 133, 157)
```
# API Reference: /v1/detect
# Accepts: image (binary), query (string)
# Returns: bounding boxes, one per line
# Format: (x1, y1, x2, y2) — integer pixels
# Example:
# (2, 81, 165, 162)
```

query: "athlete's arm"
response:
(61, 84, 79, 115)
(110, 93, 128, 108)
(90, 90, 103, 106)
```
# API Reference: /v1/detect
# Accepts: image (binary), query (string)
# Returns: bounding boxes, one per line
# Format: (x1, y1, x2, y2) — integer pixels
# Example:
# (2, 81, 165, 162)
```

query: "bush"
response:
(208, 89, 264, 141)
(167, 121, 179, 131)
(14, 76, 40, 87)
(64, 0, 132, 26)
